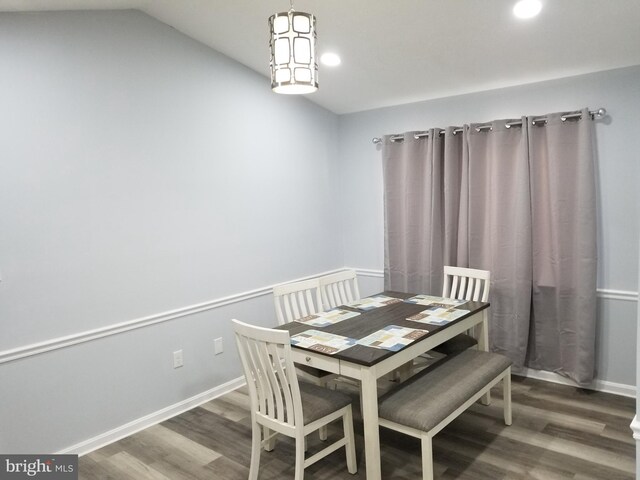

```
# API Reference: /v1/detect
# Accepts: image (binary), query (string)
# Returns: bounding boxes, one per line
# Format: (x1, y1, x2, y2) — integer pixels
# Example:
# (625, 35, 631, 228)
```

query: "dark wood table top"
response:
(278, 291, 489, 367)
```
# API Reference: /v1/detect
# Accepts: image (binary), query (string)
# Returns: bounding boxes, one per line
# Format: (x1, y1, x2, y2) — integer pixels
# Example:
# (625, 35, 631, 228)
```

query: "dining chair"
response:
(232, 319, 358, 480)
(318, 269, 361, 310)
(272, 278, 336, 386)
(273, 278, 338, 440)
(442, 266, 491, 303)
(432, 266, 491, 355)
(273, 278, 323, 326)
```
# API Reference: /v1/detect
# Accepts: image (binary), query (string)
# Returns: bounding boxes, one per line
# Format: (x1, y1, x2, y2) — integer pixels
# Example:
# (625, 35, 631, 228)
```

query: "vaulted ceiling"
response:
(2, 0, 640, 114)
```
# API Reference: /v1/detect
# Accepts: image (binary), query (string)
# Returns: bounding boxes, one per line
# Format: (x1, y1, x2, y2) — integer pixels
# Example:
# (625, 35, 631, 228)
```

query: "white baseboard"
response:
(61, 370, 633, 458)
(59, 376, 246, 456)
(516, 367, 636, 398)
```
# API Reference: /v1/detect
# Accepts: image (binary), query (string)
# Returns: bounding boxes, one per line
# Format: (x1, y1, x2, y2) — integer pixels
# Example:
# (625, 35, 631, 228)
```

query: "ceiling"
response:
(2, 0, 640, 114)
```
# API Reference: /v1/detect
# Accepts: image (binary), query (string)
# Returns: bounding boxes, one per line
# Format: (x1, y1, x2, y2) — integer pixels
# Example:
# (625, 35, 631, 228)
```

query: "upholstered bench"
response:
(378, 349, 512, 480)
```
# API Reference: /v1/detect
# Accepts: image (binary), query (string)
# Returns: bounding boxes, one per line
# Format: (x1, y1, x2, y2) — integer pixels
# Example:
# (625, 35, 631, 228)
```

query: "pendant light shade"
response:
(269, 9, 318, 94)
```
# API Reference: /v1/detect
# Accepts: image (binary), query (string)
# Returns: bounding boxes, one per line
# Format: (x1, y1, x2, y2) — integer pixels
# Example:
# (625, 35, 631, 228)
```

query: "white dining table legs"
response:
(360, 366, 382, 480)
(478, 309, 491, 405)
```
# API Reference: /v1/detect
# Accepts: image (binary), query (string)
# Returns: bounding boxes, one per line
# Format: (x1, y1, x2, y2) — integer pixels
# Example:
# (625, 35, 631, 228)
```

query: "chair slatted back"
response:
(233, 320, 302, 430)
(319, 270, 361, 309)
(442, 266, 491, 302)
(273, 278, 322, 326)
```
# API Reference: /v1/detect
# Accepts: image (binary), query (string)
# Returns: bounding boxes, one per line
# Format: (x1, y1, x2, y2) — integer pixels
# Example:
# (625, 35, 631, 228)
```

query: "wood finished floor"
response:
(79, 376, 635, 479)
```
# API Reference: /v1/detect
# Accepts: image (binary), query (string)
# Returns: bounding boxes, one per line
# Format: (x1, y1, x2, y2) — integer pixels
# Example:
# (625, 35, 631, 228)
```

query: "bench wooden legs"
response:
(478, 313, 492, 406)
(504, 368, 512, 425)
(420, 435, 434, 480)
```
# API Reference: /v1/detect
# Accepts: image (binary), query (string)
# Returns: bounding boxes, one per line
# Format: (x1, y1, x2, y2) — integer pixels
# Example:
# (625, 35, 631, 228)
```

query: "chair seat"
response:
(299, 381, 352, 425)
(379, 349, 512, 432)
(431, 333, 477, 355)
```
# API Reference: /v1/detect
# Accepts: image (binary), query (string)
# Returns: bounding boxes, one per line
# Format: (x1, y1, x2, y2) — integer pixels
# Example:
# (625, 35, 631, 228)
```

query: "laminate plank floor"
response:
(79, 376, 635, 479)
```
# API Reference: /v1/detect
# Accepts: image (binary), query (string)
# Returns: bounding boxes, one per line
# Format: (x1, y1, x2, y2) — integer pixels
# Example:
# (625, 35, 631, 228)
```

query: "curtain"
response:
(525, 109, 597, 385)
(466, 119, 533, 369)
(383, 128, 464, 294)
(382, 109, 597, 384)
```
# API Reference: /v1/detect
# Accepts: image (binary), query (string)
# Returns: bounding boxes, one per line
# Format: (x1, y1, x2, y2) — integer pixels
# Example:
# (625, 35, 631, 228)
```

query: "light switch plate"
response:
(214, 338, 223, 355)
(173, 350, 184, 368)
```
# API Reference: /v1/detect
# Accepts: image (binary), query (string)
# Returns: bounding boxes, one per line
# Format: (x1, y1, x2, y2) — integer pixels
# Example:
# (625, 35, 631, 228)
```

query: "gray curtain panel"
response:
(466, 118, 533, 370)
(525, 109, 597, 385)
(383, 129, 464, 294)
(382, 109, 597, 384)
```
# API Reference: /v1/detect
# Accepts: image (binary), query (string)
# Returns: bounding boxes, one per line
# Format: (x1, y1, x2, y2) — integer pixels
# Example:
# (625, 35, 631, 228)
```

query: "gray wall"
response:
(0, 10, 342, 453)
(338, 66, 640, 386)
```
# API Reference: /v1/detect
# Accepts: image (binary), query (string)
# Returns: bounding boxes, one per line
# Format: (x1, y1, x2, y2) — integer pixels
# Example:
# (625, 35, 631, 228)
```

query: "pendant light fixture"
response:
(269, 0, 318, 94)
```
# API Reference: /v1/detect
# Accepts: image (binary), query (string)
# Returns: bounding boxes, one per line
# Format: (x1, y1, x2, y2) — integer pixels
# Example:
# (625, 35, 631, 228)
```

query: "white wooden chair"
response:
(437, 265, 491, 350)
(273, 278, 323, 326)
(273, 278, 338, 440)
(427, 266, 491, 358)
(319, 270, 360, 310)
(442, 266, 491, 303)
(411, 266, 492, 377)
(232, 319, 358, 480)
(272, 278, 336, 386)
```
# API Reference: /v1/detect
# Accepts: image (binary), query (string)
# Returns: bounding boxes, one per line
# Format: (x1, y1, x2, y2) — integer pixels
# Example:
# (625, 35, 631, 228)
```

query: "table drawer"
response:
(292, 350, 340, 375)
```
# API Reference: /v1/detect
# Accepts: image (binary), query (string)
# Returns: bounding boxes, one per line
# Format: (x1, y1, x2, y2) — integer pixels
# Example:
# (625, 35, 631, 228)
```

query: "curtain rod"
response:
(371, 107, 607, 144)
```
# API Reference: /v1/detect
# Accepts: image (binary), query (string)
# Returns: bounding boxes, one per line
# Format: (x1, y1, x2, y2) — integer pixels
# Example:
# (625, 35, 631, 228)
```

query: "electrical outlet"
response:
(214, 338, 223, 355)
(173, 350, 184, 368)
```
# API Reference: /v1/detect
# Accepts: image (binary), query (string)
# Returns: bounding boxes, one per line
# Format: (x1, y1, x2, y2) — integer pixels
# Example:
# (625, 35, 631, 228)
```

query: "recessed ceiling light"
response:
(320, 53, 341, 67)
(513, 0, 542, 19)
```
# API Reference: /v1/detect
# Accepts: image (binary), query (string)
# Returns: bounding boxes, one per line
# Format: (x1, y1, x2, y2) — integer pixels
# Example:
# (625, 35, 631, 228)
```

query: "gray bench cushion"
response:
(379, 350, 512, 432)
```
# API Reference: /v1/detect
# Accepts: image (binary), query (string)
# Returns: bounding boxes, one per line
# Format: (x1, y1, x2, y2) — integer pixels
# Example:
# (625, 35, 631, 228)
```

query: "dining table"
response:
(277, 290, 490, 480)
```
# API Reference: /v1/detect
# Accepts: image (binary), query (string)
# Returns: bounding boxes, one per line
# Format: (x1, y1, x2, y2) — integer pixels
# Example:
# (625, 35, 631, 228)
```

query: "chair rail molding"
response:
(2, 266, 636, 364)
(0, 268, 349, 365)
(352, 268, 384, 278)
(352, 268, 639, 302)
(597, 289, 640, 302)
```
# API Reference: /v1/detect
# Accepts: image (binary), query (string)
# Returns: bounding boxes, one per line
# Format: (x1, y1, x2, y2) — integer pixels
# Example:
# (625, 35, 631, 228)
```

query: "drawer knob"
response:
(305, 356, 311, 362)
